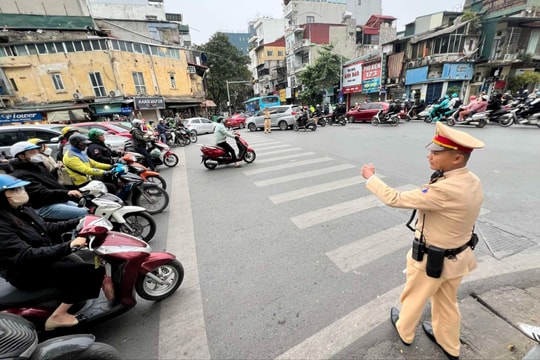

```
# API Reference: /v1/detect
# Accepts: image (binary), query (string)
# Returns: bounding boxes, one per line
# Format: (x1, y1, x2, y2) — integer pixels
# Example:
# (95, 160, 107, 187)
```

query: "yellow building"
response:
(0, 34, 206, 123)
(252, 37, 287, 97)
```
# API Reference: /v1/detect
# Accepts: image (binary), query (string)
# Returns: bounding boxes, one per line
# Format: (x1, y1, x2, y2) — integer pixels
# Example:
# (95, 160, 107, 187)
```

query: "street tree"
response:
(507, 70, 540, 93)
(199, 33, 252, 114)
(298, 46, 345, 106)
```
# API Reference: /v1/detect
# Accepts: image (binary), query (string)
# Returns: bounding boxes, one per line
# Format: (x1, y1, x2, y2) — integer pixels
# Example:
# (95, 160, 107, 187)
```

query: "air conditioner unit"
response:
(73, 93, 81, 99)
(109, 89, 122, 97)
(187, 65, 196, 74)
(503, 53, 516, 61)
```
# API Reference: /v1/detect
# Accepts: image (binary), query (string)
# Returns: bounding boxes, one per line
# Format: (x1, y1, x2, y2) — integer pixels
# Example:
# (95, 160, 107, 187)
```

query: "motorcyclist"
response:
(214, 116, 240, 167)
(431, 95, 451, 121)
(62, 134, 116, 193)
(56, 126, 79, 162)
(458, 95, 487, 121)
(156, 118, 171, 144)
(130, 119, 156, 171)
(448, 93, 461, 109)
(27, 138, 59, 173)
(87, 128, 121, 165)
(0, 174, 105, 331)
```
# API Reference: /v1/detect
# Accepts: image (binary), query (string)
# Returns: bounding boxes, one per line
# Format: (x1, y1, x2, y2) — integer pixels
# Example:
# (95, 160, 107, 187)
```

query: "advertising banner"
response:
(134, 97, 165, 110)
(0, 112, 43, 124)
(362, 62, 381, 93)
(342, 61, 362, 94)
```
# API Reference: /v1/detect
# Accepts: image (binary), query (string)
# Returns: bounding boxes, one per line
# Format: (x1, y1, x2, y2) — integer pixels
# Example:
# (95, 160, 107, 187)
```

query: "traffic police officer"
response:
(361, 122, 485, 360)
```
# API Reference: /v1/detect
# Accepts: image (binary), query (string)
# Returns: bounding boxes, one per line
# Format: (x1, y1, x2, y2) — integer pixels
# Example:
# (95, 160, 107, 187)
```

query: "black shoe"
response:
(390, 307, 411, 346)
(422, 322, 459, 360)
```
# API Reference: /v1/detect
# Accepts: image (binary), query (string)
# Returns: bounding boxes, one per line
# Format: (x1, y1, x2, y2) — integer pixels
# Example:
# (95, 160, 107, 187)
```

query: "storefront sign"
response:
(362, 63, 381, 94)
(134, 97, 165, 110)
(405, 66, 429, 85)
(342, 61, 362, 94)
(0, 112, 43, 124)
(442, 63, 474, 80)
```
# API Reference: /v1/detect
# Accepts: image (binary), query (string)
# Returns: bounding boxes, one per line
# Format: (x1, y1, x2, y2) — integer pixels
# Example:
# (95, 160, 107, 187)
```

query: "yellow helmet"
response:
(27, 138, 47, 145)
(61, 126, 77, 136)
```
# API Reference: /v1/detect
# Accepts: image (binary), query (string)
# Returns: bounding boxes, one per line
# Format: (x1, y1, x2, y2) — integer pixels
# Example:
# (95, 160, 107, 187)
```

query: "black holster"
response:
(426, 246, 445, 278)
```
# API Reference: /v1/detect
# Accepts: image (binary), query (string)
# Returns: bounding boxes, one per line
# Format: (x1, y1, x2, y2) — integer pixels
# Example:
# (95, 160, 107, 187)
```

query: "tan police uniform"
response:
(365, 122, 484, 357)
(264, 108, 271, 133)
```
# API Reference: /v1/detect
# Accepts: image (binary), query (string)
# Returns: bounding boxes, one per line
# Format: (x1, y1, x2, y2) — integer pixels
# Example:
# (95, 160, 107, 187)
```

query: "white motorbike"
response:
(79, 180, 156, 243)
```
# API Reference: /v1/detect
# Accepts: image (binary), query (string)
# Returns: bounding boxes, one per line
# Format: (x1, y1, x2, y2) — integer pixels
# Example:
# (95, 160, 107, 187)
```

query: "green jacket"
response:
(214, 122, 236, 144)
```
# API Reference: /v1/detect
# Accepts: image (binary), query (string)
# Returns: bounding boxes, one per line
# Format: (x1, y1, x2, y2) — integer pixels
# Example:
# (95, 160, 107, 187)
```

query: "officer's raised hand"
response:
(361, 163, 375, 179)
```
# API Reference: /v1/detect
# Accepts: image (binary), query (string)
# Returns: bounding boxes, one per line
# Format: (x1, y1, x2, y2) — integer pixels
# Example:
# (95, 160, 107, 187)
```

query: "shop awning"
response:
(48, 109, 89, 123)
(201, 100, 216, 107)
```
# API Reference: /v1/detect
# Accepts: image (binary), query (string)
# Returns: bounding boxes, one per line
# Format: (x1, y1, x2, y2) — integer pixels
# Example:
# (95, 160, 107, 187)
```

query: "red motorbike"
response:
(0, 215, 184, 332)
(199, 133, 256, 170)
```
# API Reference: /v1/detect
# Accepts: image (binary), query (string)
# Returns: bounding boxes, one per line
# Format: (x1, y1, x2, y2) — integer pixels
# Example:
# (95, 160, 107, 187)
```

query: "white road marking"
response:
(159, 148, 210, 360)
(244, 157, 333, 176)
(275, 252, 540, 360)
(256, 147, 303, 156)
(256, 152, 316, 164)
(269, 175, 383, 204)
(256, 144, 292, 151)
(254, 164, 356, 187)
(290, 184, 417, 229)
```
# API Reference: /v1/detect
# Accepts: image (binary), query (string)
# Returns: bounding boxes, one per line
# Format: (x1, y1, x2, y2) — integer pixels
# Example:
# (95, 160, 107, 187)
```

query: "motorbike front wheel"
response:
(339, 116, 347, 126)
(136, 259, 184, 301)
(118, 212, 157, 243)
(69, 343, 122, 360)
(446, 118, 456, 126)
(318, 118, 326, 127)
(371, 117, 379, 126)
(476, 119, 487, 128)
(293, 123, 299, 131)
(390, 116, 399, 126)
(163, 153, 179, 167)
(145, 174, 167, 189)
(189, 130, 198, 143)
(310, 124, 317, 131)
(498, 116, 514, 127)
(133, 186, 170, 214)
(424, 115, 433, 123)
(243, 151, 256, 163)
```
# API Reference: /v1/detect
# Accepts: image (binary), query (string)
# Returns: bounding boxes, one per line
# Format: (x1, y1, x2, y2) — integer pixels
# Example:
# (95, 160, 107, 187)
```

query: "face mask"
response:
(6, 188, 29, 208)
(43, 147, 53, 156)
(29, 154, 44, 163)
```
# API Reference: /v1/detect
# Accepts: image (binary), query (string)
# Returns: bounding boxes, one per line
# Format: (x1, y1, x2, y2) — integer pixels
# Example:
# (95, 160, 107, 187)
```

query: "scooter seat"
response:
(0, 277, 60, 309)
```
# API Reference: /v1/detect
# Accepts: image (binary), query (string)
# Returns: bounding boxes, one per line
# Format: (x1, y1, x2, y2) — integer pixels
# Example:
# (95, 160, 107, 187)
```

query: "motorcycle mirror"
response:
(78, 197, 87, 208)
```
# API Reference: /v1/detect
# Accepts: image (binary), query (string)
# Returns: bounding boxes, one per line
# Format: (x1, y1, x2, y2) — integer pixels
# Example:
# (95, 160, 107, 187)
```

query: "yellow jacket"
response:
(62, 147, 112, 186)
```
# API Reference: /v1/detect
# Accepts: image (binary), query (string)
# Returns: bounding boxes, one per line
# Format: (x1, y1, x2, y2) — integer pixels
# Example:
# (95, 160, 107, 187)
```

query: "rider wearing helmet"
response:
(9, 141, 88, 220)
(130, 119, 156, 171)
(56, 126, 80, 162)
(0, 173, 105, 331)
(214, 116, 240, 167)
(27, 138, 58, 172)
(87, 128, 120, 165)
(62, 134, 114, 191)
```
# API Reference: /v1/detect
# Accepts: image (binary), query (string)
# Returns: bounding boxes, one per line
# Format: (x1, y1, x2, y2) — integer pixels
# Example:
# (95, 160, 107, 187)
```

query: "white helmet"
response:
(131, 119, 143, 128)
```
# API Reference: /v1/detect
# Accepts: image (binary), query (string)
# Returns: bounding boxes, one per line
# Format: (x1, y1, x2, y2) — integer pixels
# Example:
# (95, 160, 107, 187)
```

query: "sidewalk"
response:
(377, 285, 540, 359)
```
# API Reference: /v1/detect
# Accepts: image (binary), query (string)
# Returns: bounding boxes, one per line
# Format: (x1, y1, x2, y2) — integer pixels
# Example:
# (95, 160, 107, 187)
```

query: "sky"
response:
(165, 1, 465, 45)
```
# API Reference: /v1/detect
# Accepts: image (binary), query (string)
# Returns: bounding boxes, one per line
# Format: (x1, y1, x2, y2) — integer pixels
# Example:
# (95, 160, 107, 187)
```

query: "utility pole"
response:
(226, 80, 251, 114)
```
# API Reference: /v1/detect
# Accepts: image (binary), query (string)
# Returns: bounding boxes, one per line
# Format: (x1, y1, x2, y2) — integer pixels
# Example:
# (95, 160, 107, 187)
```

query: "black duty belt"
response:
(443, 235, 479, 258)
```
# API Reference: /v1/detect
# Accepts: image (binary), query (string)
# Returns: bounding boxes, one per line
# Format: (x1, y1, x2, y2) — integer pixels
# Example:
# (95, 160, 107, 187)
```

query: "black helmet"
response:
(69, 134, 91, 147)
(216, 116, 224, 123)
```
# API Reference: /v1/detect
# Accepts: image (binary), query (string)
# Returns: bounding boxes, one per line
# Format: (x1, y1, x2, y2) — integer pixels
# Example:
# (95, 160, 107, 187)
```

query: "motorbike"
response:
(294, 112, 317, 131)
(405, 102, 427, 121)
(79, 180, 157, 243)
(199, 133, 256, 170)
(114, 164, 170, 215)
(328, 105, 347, 126)
(371, 109, 399, 126)
(0, 312, 121, 359)
(120, 152, 167, 189)
(0, 215, 184, 333)
(445, 106, 489, 128)
(174, 126, 198, 146)
(125, 138, 179, 168)
(518, 323, 540, 360)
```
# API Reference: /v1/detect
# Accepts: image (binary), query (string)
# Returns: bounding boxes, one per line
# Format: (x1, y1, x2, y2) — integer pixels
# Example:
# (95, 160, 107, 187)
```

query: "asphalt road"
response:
(92, 121, 540, 359)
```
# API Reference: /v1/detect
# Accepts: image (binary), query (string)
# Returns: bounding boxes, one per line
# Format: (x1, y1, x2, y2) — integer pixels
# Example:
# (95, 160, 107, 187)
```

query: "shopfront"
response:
(342, 60, 363, 108)
(133, 96, 165, 121)
(362, 61, 382, 102)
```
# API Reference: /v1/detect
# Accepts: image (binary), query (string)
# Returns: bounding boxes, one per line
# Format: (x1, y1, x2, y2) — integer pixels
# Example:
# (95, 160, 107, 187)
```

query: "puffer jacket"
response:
(9, 159, 74, 208)
(62, 146, 111, 186)
(0, 206, 79, 283)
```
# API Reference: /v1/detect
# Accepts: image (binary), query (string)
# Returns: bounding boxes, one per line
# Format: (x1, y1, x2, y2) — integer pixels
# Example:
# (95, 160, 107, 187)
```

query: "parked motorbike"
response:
(120, 152, 167, 189)
(405, 102, 427, 121)
(0, 215, 184, 332)
(200, 133, 255, 170)
(371, 109, 399, 126)
(417, 104, 435, 123)
(0, 312, 121, 359)
(294, 111, 317, 131)
(518, 323, 540, 360)
(114, 164, 170, 215)
(79, 180, 157, 242)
